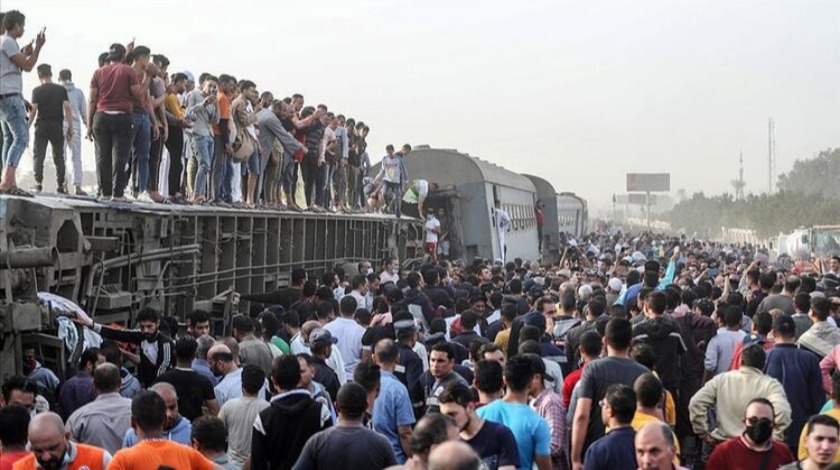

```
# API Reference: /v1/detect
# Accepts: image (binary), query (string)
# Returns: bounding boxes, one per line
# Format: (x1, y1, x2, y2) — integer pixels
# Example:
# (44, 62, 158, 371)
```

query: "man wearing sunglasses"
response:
(706, 398, 795, 469)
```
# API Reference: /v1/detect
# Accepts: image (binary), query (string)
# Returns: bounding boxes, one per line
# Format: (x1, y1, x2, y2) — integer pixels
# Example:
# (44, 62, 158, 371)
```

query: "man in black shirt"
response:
(29, 63, 71, 193)
(153, 336, 218, 421)
(631, 291, 686, 394)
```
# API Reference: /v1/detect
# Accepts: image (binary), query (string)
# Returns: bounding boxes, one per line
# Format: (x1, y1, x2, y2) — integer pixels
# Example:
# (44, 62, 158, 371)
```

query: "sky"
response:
(6, 0, 840, 215)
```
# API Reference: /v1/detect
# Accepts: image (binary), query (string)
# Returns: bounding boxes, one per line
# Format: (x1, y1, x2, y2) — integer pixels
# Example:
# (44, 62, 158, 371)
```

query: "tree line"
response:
(666, 148, 840, 239)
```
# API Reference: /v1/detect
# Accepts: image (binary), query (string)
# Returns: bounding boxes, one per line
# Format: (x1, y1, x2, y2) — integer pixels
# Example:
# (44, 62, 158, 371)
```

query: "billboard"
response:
(626, 173, 670, 192)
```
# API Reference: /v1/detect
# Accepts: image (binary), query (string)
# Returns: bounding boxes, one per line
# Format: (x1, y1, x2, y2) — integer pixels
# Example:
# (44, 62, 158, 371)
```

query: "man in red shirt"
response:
(0, 405, 29, 469)
(562, 330, 601, 408)
(706, 398, 794, 469)
(88, 43, 146, 201)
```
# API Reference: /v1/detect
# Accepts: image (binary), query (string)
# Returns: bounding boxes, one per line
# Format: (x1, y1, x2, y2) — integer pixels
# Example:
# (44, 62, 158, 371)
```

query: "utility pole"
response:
(768, 118, 776, 194)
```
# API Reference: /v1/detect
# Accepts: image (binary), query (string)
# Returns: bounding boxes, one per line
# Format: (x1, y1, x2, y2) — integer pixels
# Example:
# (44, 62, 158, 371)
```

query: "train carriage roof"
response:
(523, 174, 558, 200)
(400, 147, 537, 192)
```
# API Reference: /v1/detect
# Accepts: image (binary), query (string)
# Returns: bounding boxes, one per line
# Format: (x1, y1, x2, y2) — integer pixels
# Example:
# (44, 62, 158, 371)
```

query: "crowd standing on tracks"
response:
(0, 10, 428, 216)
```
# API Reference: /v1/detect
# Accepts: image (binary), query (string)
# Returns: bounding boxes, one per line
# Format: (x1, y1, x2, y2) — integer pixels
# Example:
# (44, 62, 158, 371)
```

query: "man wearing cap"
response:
(293, 382, 397, 469)
(765, 314, 824, 457)
(29, 63, 73, 193)
(88, 42, 148, 201)
(394, 315, 425, 419)
(308, 328, 341, 401)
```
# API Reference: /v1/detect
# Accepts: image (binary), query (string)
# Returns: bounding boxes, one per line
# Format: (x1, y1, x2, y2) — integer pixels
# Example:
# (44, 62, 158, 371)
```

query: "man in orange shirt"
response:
(12, 412, 110, 470)
(210, 74, 235, 204)
(109, 391, 222, 470)
(0, 405, 29, 469)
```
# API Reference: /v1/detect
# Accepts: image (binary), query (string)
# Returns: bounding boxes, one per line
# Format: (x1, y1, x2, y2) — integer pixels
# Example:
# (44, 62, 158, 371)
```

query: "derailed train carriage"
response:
(524, 175, 589, 261)
(0, 195, 422, 379)
(393, 147, 542, 262)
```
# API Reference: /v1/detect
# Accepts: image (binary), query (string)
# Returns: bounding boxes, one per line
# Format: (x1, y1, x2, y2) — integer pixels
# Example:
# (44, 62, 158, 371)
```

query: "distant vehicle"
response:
(777, 225, 840, 265)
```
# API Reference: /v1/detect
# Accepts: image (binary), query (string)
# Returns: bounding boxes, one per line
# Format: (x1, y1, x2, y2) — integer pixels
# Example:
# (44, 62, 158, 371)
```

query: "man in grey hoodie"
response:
(59, 69, 87, 195)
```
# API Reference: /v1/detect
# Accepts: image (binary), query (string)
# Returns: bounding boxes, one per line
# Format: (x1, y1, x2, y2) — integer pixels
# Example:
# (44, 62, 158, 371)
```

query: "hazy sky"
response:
(7, 0, 839, 214)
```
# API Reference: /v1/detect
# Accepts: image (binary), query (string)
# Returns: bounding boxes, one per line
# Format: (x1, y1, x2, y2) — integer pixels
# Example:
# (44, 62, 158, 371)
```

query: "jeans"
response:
(347, 166, 360, 208)
(33, 120, 67, 187)
(301, 153, 318, 207)
(92, 112, 132, 198)
(0, 95, 30, 169)
(191, 134, 214, 199)
(64, 122, 83, 186)
(280, 152, 297, 201)
(148, 126, 165, 192)
(384, 181, 401, 218)
(130, 112, 151, 193)
(164, 125, 184, 197)
(315, 162, 330, 208)
(211, 135, 233, 202)
(333, 162, 347, 206)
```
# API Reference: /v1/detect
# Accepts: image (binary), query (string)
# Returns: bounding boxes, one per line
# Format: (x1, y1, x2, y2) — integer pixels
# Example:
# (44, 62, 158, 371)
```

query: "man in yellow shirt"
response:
(162, 72, 191, 202)
(493, 305, 516, 353)
(632, 373, 681, 464)
(798, 372, 840, 462)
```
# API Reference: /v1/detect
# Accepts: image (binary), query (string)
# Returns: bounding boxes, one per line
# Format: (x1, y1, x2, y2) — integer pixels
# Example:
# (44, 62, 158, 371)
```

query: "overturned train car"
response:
(0, 195, 422, 379)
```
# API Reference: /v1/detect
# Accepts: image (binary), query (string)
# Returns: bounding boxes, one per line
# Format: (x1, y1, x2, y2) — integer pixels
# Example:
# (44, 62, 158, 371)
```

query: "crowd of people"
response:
(0, 10, 431, 215)
(2, 227, 840, 470)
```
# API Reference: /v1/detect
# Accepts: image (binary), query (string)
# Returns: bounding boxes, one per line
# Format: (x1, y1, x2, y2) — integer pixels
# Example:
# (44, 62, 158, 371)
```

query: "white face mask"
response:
(365, 268, 374, 275)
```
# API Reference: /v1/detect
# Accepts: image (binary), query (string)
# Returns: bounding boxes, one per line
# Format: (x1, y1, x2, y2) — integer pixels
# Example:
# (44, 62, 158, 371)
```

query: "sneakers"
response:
(56, 184, 68, 195)
(74, 186, 88, 196)
(136, 191, 155, 203)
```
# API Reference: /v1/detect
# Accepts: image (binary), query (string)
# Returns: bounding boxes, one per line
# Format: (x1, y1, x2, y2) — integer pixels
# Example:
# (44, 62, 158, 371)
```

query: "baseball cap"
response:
(106, 43, 126, 61)
(773, 315, 796, 337)
(310, 328, 338, 346)
(182, 70, 195, 83)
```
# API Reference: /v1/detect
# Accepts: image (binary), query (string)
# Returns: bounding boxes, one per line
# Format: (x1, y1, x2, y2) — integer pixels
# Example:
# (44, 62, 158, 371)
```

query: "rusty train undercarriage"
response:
(0, 195, 422, 379)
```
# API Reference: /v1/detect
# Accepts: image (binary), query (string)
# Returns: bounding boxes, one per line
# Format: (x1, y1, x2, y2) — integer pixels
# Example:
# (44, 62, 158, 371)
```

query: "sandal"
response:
(1, 186, 34, 197)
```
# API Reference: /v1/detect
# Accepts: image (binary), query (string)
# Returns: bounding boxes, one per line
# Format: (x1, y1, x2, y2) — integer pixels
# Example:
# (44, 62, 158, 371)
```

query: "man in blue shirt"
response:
(583, 384, 637, 470)
(372, 338, 416, 464)
(764, 314, 824, 457)
(477, 354, 551, 470)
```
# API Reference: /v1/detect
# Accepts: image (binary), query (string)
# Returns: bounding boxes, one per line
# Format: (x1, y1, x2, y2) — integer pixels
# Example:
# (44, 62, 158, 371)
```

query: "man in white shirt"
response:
(493, 200, 511, 262)
(325, 295, 366, 381)
(424, 211, 441, 262)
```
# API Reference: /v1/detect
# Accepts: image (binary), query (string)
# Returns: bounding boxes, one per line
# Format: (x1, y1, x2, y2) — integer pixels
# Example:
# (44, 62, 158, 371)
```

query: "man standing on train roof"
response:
(493, 199, 511, 263)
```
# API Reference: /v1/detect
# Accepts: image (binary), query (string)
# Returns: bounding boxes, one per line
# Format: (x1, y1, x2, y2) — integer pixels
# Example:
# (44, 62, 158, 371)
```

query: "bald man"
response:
(635, 423, 689, 470)
(208, 343, 268, 406)
(65, 362, 132, 455)
(427, 441, 481, 470)
(122, 382, 192, 447)
(13, 412, 111, 470)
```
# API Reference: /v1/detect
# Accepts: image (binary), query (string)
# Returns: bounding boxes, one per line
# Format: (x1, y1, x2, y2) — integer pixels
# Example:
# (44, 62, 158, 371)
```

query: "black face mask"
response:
(745, 419, 773, 444)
